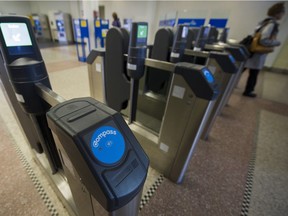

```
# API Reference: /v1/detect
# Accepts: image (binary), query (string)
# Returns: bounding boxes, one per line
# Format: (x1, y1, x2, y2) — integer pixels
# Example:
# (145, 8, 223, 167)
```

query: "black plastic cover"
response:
(219, 27, 229, 43)
(194, 26, 211, 50)
(209, 51, 238, 74)
(47, 97, 149, 212)
(224, 46, 248, 61)
(174, 63, 219, 100)
(146, 28, 173, 94)
(207, 27, 219, 44)
(0, 16, 51, 114)
(0, 16, 42, 64)
(86, 48, 105, 64)
(170, 25, 189, 63)
(127, 22, 148, 80)
(105, 28, 130, 111)
(185, 28, 199, 49)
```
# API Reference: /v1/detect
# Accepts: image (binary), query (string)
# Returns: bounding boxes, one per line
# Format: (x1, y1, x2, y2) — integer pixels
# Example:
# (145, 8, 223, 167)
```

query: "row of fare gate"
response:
(30, 13, 109, 62)
(0, 16, 249, 216)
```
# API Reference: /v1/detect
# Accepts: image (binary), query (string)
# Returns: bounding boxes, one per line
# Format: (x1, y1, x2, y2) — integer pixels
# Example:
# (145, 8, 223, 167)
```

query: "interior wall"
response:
(265, 13, 288, 67)
(0, 1, 31, 16)
(153, 1, 288, 67)
(97, 1, 287, 67)
(273, 37, 288, 70)
(1, 1, 286, 67)
(98, 1, 158, 43)
(29, 1, 71, 15)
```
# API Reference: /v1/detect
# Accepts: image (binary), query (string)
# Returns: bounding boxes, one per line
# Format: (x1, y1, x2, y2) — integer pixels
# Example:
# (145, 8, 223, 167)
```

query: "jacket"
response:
(245, 17, 281, 70)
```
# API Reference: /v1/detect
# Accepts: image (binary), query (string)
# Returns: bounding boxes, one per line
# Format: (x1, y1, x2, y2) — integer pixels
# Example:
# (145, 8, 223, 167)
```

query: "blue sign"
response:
(177, 18, 205, 27)
(166, 19, 176, 27)
(159, 20, 166, 27)
(90, 126, 125, 165)
(73, 19, 90, 62)
(95, 19, 109, 48)
(159, 19, 176, 27)
(80, 20, 89, 37)
(209, 19, 228, 28)
(202, 69, 214, 83)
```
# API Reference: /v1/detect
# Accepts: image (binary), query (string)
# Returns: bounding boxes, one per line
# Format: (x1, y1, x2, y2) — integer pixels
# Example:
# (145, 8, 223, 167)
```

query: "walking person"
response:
(243, 2, 285, 98)
(112, 12, 121, 28)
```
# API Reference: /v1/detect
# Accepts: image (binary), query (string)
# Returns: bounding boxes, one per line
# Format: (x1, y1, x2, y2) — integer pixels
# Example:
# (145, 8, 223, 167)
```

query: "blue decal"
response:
(209, 19, 228, 28)
(159, 20, 166, 26)
(94, 18, 109, 48)
(56, 20, 64, 32)
(166, 19, 176, 27)
(229, 55, 236, 64)
(90, 126, 125, 165)
(80, 20, 89, 38)
(177, 18, 205, 27)
(202, 69, 214, 83)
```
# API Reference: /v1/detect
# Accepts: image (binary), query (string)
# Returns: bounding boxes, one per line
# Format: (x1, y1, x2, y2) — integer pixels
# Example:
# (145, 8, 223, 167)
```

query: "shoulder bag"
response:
(250, 31, 274, 53)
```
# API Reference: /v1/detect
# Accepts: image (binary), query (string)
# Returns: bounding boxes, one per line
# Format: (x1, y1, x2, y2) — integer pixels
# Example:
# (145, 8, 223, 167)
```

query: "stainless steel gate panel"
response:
(201, 69, 234, 140)
(88, 55, 105, 103)
(52, 132, 95, 216)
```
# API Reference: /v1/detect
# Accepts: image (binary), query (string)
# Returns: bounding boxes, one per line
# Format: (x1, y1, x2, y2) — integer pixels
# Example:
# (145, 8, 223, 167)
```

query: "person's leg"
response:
(250, 69, 260, 92)
(243, 68, 260, 97)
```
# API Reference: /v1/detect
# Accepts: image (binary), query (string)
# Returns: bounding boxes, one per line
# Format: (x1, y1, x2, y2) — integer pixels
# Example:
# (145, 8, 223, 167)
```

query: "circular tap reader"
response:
(90, 126, 126, 165)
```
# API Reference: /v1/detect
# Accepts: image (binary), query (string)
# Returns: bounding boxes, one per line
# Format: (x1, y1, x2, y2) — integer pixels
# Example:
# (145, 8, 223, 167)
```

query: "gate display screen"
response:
(136, 24, 147, 45)
(0, 22, 34, 56)
(137, 25, 147, 38)
(0, 23, 32, 47)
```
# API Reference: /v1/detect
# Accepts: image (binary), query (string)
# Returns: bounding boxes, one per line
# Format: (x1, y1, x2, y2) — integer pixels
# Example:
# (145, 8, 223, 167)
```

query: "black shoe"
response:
(243, 92, 257, 98)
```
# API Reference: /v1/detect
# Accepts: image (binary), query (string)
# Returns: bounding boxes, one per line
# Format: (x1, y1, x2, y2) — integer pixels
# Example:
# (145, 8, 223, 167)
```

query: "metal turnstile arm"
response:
(184, 49, 210, 58)
(86, 48, 106, 65)
(35, 83, 66, 106)
(144, 58, 175, 72)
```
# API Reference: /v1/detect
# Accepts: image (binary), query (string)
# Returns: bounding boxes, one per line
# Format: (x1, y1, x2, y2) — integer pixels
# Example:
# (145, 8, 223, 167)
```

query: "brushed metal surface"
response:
(109, 190, 143, 216)
(51, 132, 95, 216)
(35, 83, 66, 106)
(221, 62, 245, 108)
(184, 49, 210, 58)
(35, 151, 77, 216)
(170, 100, 214, 183)
(157, 74, 214, 183)
(88, 56, 105, 103)
(201, 70, 234, 140)
(144, 58, 175, 72)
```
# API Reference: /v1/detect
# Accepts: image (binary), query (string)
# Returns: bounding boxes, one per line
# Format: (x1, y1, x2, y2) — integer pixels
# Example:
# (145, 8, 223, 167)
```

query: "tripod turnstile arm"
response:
(35, 83, 66, 107)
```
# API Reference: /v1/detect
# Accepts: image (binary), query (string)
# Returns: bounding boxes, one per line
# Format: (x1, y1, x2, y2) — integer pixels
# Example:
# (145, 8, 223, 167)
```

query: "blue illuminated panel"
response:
(209, 19, 228, 28)
(202, 69, 214, 83)
(177, 18, 205, 27)
(229, 55, 236, 64)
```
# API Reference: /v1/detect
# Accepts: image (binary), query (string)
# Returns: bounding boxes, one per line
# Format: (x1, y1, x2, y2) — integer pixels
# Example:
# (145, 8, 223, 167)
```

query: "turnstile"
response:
(142, 26, 239, 141)
(180, 26, 249, 140)
(0, 16, 148, 216)
(47, 97, 149, 216)
(87, 23, 220, 183)
(200, 43, 249, 140)
(205, 43, 250, 107)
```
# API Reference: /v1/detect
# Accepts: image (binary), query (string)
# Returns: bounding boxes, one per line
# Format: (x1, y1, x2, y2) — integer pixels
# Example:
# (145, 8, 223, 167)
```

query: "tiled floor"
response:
(248, 110, 288, 216)
(262, 71, 288, 105)
(0, 115, 51, 216)
(0, 45, 288, 216)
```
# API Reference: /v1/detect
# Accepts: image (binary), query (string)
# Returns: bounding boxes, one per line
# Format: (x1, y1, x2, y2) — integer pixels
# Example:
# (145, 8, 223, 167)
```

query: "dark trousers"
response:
(244, 68, 260, 93)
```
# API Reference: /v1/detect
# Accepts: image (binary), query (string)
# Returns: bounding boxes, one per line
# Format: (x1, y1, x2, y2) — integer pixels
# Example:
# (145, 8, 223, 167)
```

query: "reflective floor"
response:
(0, 45, 287, 216)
